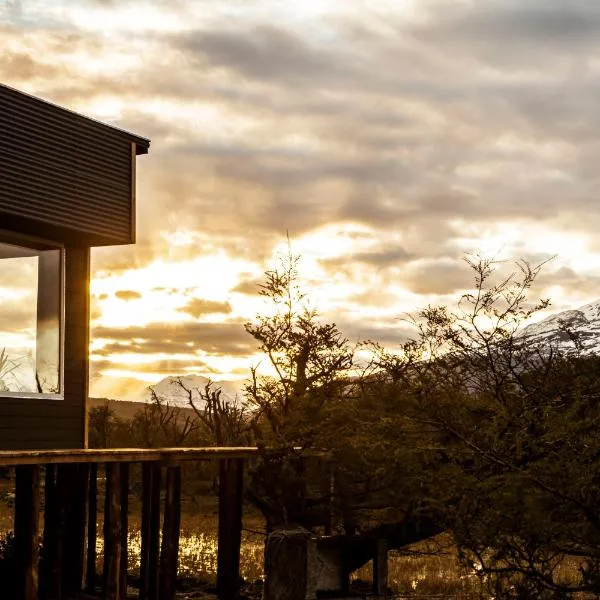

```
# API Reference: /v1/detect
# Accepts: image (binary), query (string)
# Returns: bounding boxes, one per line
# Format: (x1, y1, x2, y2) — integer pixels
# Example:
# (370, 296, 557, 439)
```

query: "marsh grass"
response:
(353, 534, 488, 598)
(0, 483, 589, 599)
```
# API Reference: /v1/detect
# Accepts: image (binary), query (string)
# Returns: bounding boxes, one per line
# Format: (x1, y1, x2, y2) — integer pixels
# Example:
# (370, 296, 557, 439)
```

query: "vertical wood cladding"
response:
(0, 247, 90, 450)
(0, 84, 149, 246)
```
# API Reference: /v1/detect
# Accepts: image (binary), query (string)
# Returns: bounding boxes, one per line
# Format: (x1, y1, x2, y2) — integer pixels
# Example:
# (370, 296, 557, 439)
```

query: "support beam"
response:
(41, 464, 61, 599)
(139, 463, 160, 600)
(120, 463, 130, 597)
(372, 538, 388, 598)
(86, 462, 98, 594)
(217, 458, 244, 600)
(14, 465, 41, 600)
(103, 463, 122, 600)
(159, 466, 181, 600)
(61, 464, 87, 596)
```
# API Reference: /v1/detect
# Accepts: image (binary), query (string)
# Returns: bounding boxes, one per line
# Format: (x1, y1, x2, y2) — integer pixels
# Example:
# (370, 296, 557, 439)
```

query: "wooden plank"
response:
(119, 463, 129, 597)
(139, 463, 161, 600)
(86, 463, 98, 594)
(14, 465, 41, 600)
(372, 538, 388, 598)
(217, 458, 245, 600)
(159, 466, 181, 600)
(0, 447, 261, 466)
(103, 463, 122, 600)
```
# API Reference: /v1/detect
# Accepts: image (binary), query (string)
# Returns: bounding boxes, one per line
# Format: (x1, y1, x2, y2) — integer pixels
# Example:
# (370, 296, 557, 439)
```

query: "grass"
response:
(0, 476, 590, 598)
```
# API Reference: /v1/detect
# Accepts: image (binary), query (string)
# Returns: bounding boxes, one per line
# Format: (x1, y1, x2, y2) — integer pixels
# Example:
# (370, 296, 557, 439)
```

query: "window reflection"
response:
(0, 241, 62, 395)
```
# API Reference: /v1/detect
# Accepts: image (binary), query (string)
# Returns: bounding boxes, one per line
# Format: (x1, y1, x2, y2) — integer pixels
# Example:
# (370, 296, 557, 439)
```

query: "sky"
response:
(2, 0, 600, 399)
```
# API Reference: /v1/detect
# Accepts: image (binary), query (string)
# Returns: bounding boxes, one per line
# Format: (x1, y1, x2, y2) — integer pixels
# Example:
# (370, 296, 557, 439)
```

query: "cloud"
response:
(93, 321, 254, 356)
(178, 298, 232, 317)
(5, 0, 600, 384)
(177, 25, 358, 88)
(321, 245, 414, 272)
(400, 260, 473, 296)
(336, 318, 413, 347)
(231, 278, 262, 296)
(115, 290, 143, 301)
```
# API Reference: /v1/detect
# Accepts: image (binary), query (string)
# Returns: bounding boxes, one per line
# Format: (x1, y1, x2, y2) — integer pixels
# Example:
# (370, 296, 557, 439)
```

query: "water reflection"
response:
(93, 528, 486, 598)
(96, 528, 265, 583)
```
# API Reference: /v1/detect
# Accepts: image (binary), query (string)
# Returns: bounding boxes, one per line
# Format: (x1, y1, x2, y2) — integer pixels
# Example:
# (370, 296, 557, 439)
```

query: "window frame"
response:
(0, 229, 65, 400)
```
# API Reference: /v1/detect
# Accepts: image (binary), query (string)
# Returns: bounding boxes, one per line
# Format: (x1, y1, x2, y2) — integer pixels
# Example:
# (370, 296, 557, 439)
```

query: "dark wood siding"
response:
(0, 247, 89, 450)
(0, 84, 149, 246)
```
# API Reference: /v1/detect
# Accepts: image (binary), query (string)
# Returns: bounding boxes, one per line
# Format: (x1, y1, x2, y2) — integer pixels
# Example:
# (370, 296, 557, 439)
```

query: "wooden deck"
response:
(0, 447, 255, 600)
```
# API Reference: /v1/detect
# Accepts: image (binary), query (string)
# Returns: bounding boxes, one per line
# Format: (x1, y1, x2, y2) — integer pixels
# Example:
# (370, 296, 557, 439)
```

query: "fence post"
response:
(14, 465, 41, 600)
(103, 462, 122, 600)
(372, 538, 388, 598)
(63, 464, 88, 596)
(140, 462, 161, 600)
(120, 463, 130, 596)
(217, 458, 244, 600)
(86, 462, 98, 593)
(41, 464, 61, 598)
(159, 465, 182, 600)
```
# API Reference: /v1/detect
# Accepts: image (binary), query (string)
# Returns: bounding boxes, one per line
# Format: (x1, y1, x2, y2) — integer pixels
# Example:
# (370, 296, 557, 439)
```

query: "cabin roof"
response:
(0, 82, 150, 155)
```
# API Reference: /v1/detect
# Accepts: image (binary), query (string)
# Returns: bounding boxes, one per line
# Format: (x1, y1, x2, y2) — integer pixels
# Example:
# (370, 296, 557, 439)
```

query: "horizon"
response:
(2, 0, 600, 399)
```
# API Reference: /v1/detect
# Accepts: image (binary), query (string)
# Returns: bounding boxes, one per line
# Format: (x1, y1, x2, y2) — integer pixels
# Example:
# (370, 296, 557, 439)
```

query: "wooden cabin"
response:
(0, 83, 150, 450)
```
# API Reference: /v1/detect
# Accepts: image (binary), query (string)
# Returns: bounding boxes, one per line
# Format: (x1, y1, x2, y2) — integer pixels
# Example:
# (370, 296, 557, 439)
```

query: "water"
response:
(92, 528, 486, 597)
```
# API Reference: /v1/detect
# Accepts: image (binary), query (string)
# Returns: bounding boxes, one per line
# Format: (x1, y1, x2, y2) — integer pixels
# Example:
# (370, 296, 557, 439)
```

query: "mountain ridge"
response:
(520, 299, 600, 353)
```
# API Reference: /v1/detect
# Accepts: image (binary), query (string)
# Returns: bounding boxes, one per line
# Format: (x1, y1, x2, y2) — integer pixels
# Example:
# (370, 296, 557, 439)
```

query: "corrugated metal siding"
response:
(0, 84, 149, 246)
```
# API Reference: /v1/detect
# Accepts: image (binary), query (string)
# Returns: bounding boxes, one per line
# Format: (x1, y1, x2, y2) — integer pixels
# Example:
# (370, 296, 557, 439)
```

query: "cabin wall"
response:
(0, 247, 89, 450)
(0, 85, 137, 246)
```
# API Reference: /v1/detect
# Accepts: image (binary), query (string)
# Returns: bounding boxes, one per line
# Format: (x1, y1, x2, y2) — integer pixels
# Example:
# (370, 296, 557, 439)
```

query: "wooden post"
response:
(62, 464, 87, 596)
(159, 466, 181, 600)
(149, 464, 161, 600)
(120, 463, 130, 597)
(103, 462, 122, 600)
(217, 458, 244, 600)
(139, 463, 160, 600)
(41, 464, 61, 599)
(14, 465, 41, 600)
(86, 462, 98, 594)
(372, 538, 388, 598)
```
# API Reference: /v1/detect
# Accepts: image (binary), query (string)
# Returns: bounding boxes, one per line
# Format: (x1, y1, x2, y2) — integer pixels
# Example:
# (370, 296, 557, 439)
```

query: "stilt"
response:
(159, 465, 182, 600)
(217, 458, 244, 600)
(14, 465, 41, 600)
(103, 463, 122, 600)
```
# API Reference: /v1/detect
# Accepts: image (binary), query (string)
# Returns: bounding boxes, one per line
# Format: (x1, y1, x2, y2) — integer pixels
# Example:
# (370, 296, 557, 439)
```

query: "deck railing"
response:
(0, 447, 259, 600)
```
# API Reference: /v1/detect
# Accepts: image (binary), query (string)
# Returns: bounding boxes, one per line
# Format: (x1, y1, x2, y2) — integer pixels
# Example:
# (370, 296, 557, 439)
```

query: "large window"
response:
(0, 235, 63, 397)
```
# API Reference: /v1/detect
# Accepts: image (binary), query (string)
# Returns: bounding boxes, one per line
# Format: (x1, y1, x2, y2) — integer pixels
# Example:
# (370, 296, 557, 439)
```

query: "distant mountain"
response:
(90, 372, 242, 406)
(146, 374, 241, 407)
(520, 299, 600, 354)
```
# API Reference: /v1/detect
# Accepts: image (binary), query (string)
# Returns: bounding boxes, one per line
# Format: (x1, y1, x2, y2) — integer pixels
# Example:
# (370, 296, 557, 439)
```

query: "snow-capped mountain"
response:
(90, 372, 243, 405)
(145, 374, 241, 407)
(520, 299, 600, 354)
